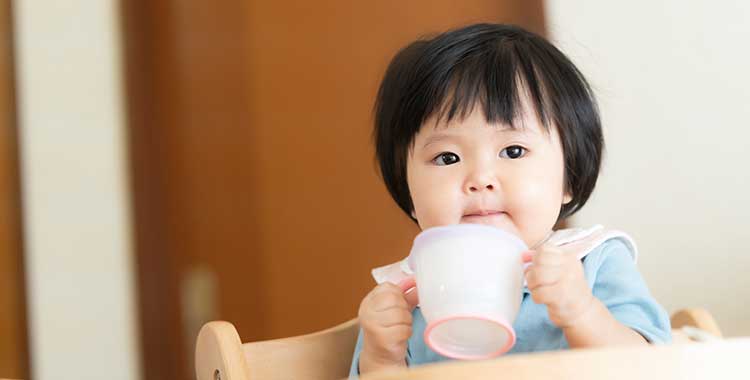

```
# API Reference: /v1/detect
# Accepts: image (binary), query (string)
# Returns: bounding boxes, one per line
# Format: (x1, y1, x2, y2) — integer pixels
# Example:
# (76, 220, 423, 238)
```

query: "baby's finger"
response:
(525, 265, 563, 290)
(386, 324, 413, 342)
(532, 247, 566, 266)
(529, 284, 559, 305)
(370, 289, 408, 312)
(404, 288, 419, 310)
(376, 308, 413, 328)
(370, 324, 413, 346)
(371, 282, 405, 296)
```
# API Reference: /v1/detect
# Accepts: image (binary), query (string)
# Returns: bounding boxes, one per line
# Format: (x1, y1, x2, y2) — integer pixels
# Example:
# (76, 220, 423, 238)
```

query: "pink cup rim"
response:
(424, 314, 516, 360)
(409, 224, 528, 271)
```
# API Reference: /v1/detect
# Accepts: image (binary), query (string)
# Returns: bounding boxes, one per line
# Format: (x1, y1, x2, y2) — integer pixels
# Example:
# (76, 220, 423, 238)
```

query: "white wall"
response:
(13, 1, 141, 379)
(546, 1, 750, 336)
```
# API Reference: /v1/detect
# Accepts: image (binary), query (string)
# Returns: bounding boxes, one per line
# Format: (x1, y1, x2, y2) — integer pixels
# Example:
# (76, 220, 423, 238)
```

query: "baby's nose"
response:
(465, 164, 499, 193)
(468, 183, 495, 192)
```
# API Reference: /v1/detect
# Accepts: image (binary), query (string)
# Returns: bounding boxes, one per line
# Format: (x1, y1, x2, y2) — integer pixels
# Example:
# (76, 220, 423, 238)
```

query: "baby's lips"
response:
(521, 250, 535, 263)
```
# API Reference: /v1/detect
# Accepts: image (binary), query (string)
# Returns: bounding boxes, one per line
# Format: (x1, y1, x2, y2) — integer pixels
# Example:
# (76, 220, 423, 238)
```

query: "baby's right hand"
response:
(357, 282, 417, 374)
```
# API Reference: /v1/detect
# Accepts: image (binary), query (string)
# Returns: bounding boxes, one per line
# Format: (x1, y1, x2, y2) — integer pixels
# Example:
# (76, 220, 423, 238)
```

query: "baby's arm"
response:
(558, 295, 648, 347)
(523, 240, 670, 347)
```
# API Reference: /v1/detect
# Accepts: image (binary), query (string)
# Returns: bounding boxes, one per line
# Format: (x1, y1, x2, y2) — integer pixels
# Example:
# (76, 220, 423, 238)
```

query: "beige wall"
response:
(13, 0, 141, 379)
(546, 1, 750, 336)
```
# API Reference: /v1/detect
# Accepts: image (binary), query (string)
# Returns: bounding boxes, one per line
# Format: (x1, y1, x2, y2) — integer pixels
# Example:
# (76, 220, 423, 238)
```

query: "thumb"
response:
(397, 277, 419, 310)
(404, 288, 419, 310)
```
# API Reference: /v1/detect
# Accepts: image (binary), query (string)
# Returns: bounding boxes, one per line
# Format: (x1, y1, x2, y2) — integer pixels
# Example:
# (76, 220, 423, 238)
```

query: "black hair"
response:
(373, 23, 603, 222)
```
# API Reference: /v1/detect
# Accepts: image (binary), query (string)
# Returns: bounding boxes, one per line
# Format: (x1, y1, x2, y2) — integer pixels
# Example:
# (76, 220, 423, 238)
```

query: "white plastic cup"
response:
(399, 224, 528, 360)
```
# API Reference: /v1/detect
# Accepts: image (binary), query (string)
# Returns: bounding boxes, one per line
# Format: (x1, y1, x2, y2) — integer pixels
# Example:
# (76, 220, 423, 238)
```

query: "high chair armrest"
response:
(196, 321, 251, 380)
(670, 308, 722, 338)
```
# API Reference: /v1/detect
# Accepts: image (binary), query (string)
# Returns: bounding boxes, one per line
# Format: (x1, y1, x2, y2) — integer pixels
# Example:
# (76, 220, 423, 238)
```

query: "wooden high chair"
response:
(195, 308, 740, 380)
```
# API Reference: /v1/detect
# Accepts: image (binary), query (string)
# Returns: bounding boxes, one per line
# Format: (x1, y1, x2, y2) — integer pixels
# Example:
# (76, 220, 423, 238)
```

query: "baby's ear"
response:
(562, 191, 573, 205)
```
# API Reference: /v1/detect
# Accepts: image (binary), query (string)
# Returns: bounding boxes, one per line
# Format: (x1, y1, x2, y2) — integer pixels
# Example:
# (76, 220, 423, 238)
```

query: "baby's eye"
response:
(432, 152, 460, 166)
(499, 145, 527, 159)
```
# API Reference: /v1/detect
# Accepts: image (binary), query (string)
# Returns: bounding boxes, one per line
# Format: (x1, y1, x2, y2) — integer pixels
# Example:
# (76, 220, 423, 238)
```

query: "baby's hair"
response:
(373, 23, 603, 222)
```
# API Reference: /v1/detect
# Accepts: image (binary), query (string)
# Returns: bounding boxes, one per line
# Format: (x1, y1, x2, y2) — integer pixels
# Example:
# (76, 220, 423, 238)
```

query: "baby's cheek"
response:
(506, 178, 561, 244)
(411, 184, 458, 229)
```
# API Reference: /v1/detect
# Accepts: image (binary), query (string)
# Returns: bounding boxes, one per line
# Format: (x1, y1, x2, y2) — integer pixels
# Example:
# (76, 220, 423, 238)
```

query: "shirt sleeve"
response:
(348, 328, 365, 379)
(587, 239, 673, 344)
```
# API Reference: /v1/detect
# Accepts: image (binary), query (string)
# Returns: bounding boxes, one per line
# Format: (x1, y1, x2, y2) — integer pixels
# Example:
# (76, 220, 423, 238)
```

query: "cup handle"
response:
(397, 276, 419, 308)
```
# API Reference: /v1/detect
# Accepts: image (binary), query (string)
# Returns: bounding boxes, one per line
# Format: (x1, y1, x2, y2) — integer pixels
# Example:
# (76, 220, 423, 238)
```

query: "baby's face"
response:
(406, 104, 571, 248)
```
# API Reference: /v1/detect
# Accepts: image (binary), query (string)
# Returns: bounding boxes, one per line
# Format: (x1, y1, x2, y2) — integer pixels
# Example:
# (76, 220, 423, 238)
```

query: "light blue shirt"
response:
(349, 238, 672, 377)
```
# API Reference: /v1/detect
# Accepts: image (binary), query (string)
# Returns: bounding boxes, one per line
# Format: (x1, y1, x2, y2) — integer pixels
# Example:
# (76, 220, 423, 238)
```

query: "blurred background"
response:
(0, 1, 747, 379)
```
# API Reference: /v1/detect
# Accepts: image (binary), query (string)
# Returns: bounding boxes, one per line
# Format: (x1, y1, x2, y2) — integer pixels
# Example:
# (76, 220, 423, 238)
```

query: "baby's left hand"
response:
(522, 244, 594, 328)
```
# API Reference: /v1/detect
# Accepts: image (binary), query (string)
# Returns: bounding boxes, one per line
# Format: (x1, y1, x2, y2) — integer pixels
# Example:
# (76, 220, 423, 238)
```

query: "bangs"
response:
(427, 44, 551, 132)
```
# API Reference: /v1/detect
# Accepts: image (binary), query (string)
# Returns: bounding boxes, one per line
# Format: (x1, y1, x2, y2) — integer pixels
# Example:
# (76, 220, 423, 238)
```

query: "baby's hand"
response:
(357, 282, 417, 374)
(522, 244, 594, 328)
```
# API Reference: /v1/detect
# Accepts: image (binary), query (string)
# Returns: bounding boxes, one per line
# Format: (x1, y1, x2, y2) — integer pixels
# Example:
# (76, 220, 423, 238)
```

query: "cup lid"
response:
(408, 224, 528, 272)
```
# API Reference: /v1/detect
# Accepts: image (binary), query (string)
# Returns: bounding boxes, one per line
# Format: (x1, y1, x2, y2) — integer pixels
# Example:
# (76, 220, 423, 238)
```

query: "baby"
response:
(351, 23, 671, 376)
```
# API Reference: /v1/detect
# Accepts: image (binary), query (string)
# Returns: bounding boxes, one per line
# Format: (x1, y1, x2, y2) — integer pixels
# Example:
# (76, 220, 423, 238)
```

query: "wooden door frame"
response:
(0, 0, 28, 378)
(121, 1, 184, 379)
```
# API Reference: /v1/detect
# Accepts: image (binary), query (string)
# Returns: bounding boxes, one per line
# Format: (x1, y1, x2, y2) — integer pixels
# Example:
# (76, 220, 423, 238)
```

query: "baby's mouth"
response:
(460, 210, 507, 225)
